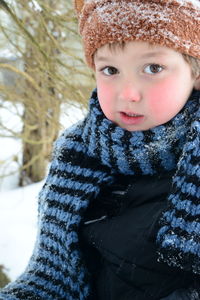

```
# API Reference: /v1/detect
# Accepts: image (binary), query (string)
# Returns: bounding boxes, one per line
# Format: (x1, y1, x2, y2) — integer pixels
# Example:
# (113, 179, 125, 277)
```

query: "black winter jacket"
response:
(80, 173, 198, 300)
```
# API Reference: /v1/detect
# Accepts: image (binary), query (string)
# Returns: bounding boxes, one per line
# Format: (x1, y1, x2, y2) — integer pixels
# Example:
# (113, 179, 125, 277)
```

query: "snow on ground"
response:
(0, 101, 86, 282)
(0, 181, 43, 281)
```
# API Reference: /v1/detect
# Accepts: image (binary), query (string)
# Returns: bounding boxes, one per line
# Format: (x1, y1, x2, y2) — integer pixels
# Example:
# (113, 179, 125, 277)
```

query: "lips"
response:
(119, 111, 144, 125)
(124, 112, 143, 117)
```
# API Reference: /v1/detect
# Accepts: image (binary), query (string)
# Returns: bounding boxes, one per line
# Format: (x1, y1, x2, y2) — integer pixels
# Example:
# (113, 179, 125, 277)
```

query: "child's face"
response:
(94, 41, 199, 131)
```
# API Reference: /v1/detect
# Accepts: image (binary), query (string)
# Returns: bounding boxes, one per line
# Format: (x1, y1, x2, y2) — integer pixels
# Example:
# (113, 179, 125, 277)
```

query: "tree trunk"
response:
(19, 2, 61, 185)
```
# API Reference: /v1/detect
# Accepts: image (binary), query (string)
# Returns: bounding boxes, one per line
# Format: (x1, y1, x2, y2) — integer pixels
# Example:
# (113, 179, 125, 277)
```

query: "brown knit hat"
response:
(74, 0, 200, 68)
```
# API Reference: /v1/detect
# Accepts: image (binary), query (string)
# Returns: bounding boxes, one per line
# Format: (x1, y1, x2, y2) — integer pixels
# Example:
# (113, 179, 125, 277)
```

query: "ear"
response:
(74, 0, 85, 15)
(194, 76, 200, 90)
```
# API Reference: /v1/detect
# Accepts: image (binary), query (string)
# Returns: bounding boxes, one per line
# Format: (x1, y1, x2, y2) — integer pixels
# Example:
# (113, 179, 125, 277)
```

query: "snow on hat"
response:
(74, 0, 200, 68)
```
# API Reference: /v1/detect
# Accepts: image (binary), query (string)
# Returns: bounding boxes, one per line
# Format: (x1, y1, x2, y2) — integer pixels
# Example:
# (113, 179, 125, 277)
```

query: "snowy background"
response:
(0, 101, 85, 282)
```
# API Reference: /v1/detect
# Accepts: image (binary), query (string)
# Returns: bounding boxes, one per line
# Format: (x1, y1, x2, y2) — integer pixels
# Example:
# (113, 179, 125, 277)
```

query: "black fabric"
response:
(80, 174, 195, 300)
(160, 287, 199, 300)
(83, 172, 174, 220)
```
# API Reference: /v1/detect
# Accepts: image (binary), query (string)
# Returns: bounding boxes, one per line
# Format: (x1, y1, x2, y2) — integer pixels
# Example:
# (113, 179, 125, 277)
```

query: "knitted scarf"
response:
(1, 88, 199, 300)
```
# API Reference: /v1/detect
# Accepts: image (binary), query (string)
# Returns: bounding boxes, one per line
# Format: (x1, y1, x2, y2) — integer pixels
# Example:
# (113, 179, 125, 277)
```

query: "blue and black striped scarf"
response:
(0, 88, 199, 300)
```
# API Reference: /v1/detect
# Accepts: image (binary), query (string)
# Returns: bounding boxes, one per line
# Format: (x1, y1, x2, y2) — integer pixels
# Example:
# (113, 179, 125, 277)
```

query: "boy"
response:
(0, 0, 200, 299)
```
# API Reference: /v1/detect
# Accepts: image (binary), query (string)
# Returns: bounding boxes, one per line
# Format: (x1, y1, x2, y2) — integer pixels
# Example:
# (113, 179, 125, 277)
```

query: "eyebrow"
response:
(94, 55, 111, 62)
(140, 51, 168, 59)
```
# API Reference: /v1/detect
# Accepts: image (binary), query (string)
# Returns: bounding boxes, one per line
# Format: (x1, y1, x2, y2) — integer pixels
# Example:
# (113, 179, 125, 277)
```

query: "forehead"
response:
(94, 41, 181, 60)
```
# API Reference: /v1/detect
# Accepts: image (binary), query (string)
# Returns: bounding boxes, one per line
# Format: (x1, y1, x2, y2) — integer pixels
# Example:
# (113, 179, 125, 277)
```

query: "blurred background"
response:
(0, 0, 95, 287)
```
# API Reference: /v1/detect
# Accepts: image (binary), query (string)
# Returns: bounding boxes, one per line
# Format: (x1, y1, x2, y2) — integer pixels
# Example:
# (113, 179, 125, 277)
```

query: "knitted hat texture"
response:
(74, 0, 200, 68)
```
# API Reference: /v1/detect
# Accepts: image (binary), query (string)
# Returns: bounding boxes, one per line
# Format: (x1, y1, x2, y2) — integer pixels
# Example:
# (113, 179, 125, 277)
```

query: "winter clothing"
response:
(0, 88, 199, 300)
(160, 288, 199, 300)
(74, 0, 200, 67)
(81, 172, 196, 299)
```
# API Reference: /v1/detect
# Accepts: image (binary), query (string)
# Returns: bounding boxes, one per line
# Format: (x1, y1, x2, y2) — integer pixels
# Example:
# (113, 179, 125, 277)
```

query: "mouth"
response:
(119, 111, 145, 125)
(123, 112, 143, 117)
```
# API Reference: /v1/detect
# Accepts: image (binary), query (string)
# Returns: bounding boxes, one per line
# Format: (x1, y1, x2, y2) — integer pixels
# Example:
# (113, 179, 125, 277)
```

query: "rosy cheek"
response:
(97, 81, 115, 118)
(147, 78, 178, 117)
(97, 81, 113, 100)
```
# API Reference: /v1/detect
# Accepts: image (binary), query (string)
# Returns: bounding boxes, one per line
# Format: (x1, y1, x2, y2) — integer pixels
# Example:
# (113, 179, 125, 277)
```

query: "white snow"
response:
(29, 0, 42, 12)
(89, 0, 200, 9)
(176, 0, 200, 8)
(0, 182, 42, 281)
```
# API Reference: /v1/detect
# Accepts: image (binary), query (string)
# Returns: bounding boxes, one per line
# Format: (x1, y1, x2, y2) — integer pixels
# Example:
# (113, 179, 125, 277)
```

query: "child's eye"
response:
(144, 64, 164, 74)
(101, 66, 119, 76)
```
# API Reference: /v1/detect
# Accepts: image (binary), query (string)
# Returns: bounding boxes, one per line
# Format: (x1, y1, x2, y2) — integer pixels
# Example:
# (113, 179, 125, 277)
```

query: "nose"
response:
(119, 81, 141, 102)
